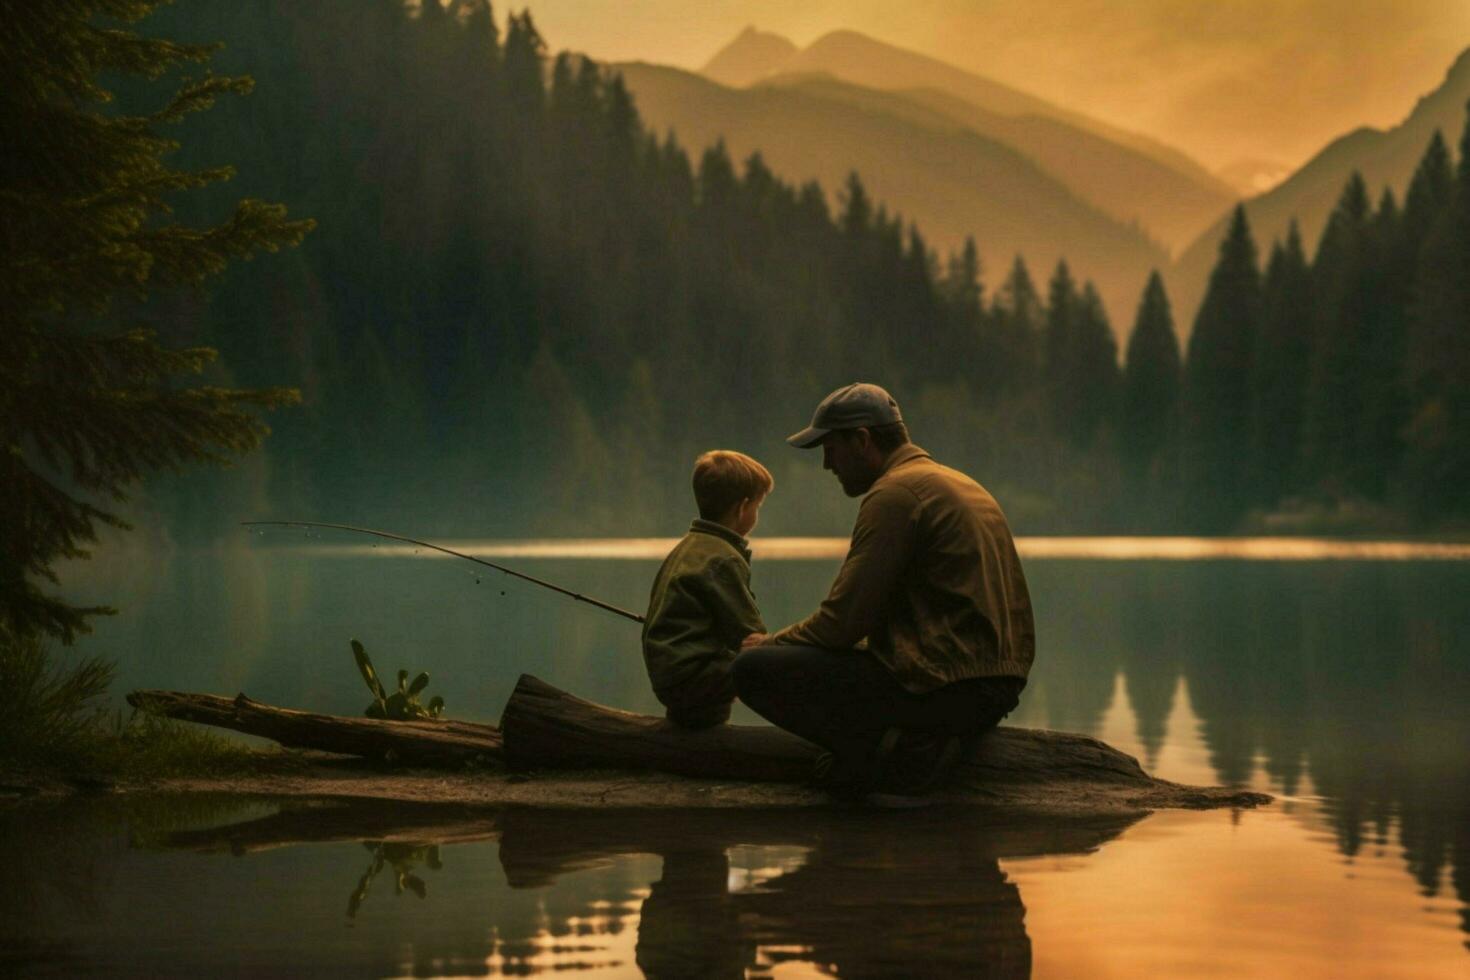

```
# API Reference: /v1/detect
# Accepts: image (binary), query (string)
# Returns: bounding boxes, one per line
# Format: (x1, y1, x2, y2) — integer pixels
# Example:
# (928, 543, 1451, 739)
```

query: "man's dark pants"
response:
(732, 644, 1023, 778)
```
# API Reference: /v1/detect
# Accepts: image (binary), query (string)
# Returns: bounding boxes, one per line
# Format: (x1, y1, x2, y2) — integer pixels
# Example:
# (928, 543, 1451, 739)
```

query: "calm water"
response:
(5, 535, 1468, 977)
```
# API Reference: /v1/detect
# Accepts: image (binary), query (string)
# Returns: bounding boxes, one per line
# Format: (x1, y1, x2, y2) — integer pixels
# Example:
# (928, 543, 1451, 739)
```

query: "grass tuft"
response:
(1, 628, 263, 782)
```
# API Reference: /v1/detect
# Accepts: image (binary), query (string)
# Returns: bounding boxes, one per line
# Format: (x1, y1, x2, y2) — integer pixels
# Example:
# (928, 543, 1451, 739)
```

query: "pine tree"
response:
(1357, 188, 1410, 497)
(899, 225, 941, 380)
(1402, 102, 1470, 519)
(1371, 140, 1449, 508)
(838, 172, 873, 237)
(1403, 131, 1453, 254)
(1249, 223, 1314, 505)
(0, 2, 312, 643)
(1071, 282, 1120, 449)
(945, 237, 983, 311)
(697, 140, 739, 213)
(502, 12, 546, 124)
(1043, 261, 1080, 439)
(1302, 172, 1373, 492)
(939, 237, 989, 391)
(1183, 205, 1261, 530)
(603, 73, 640, 178)
(993, 255, 1042, 389)
(997, 256, 1042, 324)
(1041, 265, 1115, 449)
(1121, 272, 1182, 493)
(458, 0, 501, 73)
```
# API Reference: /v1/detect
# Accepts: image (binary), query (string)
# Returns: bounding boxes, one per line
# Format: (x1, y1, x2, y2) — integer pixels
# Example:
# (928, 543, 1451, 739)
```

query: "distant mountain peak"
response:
(702, 25, 797, 88)
(1215, 158, 1291, 197)
(808, 28, 877, 46)
(1448, 45, 1470, 80)
(803, 29, 959, 74)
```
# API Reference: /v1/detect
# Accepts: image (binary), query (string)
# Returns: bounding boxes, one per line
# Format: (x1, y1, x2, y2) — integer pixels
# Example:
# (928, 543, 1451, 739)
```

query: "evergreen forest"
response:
(133, 1, 1470, 537)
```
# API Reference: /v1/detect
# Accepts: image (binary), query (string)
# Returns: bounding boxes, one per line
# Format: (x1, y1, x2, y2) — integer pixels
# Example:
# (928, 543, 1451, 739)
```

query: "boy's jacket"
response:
(642, 519, 765, 692)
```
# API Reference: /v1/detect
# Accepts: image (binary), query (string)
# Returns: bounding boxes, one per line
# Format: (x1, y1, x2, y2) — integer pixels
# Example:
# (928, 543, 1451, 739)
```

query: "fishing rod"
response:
(241, 521, 645, 624)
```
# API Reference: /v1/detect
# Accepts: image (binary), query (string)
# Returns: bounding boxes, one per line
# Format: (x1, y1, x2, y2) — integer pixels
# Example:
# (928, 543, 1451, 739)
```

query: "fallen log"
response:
(129, 675, 1271, 812)
(126, 690, 502, 767)
(160, 801, 502, 855)
(498, 674, 1272, 810)
(500, 674, 820, 781)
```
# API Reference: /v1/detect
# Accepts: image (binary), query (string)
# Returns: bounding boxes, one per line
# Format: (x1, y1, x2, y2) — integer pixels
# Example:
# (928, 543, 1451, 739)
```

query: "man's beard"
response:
(838, 473, 873, 497)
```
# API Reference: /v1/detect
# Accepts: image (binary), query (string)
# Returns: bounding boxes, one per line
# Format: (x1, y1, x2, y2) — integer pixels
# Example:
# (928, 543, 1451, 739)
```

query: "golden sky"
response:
(521, 0, 1470, 173)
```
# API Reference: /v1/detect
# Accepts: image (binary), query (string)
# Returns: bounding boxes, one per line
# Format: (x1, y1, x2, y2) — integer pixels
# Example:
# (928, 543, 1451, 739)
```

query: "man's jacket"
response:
(772, 444, 1035, 692)
(642, 519, 766, 693)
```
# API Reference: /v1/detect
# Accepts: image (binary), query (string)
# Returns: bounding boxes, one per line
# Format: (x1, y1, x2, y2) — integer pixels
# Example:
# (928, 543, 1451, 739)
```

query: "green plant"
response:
(346, 841, 442, 918)
(351, 640, 445, 720)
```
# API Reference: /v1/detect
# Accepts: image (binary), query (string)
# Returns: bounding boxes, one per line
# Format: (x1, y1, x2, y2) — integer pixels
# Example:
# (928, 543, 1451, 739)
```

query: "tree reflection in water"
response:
(1021, 559, 1470, 944)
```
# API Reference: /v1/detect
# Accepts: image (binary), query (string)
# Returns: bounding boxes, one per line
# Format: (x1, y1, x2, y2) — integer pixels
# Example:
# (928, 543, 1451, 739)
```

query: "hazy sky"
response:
(520, 0, 1470, 172)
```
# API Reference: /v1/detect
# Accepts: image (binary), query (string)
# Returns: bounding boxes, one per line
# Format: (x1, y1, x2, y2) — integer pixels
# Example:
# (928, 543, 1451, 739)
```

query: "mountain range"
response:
(613, 27, 1254, 331)
(1173, 48, 1470, 325)
(757, 72, 1234, 252)
(617, 60, 1168, 329)
(705, 27, 1218, 187)
(629, 26, 1470, 336)
(698, 28, 1235, 250)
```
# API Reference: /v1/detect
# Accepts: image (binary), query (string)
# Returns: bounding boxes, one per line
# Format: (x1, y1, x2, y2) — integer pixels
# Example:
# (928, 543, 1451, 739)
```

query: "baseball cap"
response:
(786, 382, 903, 448)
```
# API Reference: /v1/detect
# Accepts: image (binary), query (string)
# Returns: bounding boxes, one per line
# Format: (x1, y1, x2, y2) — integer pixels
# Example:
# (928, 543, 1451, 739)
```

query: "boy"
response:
(642, 450, 772, 729)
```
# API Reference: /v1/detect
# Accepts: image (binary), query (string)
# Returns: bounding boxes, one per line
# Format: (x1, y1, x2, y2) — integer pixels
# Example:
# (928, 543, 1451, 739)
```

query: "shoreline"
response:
(1, 751, 1272, 817)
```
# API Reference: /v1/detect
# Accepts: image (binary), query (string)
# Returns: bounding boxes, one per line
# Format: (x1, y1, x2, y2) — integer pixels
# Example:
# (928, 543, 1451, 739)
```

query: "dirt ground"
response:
(5, 752, 1272, 816)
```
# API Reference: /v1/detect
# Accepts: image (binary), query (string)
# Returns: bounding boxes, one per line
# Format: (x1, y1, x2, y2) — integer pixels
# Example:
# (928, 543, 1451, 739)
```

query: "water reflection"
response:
(57, 540, 1470, 954)
(3, 789, 1464, 976)
(1015, 559, 1470, 947)
(499, 808, 1126, 978)
(161, 802, 1139, 978)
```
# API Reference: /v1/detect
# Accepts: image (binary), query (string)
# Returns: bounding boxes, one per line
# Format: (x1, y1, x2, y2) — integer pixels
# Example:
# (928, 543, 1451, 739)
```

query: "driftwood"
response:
(125, 690, 502, 767)
(500, 674, 820, 781)
(129, 674, 1272, 812)
(160, 801, 502, 855)
(498, 674, 1270, 809)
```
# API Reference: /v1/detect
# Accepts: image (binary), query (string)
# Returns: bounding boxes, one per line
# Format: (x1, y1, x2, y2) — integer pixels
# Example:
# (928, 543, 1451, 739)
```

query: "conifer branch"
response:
(0, 2, 312, 643)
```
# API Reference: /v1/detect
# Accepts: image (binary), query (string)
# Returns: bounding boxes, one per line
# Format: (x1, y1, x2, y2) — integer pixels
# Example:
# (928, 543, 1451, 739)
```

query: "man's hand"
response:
(741, 632, 771, 650)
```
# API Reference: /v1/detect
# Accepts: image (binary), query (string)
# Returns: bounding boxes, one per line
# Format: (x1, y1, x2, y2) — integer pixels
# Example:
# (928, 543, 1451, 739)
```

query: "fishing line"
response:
(242, 521, 645, 624)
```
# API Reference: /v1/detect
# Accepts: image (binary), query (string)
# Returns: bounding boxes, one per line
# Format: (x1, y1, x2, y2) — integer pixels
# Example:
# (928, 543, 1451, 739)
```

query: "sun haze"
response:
(521, 0, 1470, 174)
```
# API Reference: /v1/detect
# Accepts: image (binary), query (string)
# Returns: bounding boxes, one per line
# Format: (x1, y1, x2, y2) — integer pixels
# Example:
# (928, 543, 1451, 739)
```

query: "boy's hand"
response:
(741, 632, 771, 650)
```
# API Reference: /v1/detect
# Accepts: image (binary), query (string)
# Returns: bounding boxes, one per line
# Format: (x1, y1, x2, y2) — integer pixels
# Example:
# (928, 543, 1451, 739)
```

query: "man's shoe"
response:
(810, 751, 868, 800)
(811, 729, 902, 801)
(873, 732, 964, 796)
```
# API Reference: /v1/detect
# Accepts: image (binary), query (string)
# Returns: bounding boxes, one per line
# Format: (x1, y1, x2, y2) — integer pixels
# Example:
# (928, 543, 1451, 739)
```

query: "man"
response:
(734, 382, 1036, 796)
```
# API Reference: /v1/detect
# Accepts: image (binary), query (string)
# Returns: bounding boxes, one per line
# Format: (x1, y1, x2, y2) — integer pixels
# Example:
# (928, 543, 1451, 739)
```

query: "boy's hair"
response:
(692, 450, 774, 520)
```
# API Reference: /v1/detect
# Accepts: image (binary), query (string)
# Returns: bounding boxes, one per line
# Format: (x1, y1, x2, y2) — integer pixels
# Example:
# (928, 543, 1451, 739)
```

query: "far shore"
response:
(258, 535, 1470, 562)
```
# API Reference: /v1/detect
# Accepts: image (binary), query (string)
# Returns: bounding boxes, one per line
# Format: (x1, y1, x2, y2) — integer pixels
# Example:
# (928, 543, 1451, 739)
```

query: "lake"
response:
(5, 534, 1468, 977)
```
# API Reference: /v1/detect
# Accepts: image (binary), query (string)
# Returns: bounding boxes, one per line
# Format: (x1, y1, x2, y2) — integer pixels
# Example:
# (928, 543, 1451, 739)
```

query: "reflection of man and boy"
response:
(641, 382, 1037, 797)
